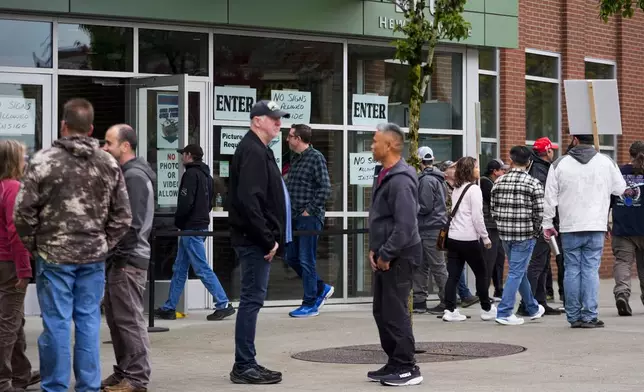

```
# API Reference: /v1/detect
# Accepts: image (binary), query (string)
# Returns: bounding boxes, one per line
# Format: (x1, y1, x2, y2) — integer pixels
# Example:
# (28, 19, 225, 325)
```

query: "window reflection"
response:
(0, 19, 51, 68)
(139, 30, 208, 76)
(58, 24, 133, 71)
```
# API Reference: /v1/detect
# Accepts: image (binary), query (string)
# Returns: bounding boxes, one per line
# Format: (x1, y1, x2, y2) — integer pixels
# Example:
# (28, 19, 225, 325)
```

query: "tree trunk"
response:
(407, 63, 422, 171)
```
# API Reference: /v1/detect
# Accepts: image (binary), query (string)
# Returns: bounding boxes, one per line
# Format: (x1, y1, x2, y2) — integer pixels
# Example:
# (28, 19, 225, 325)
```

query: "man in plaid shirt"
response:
(285, 124, 334, 318)
(491, 146, 546, 326)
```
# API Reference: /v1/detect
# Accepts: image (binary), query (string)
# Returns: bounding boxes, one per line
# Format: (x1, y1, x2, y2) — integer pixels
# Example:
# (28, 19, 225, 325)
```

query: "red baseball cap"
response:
(533, 137, 559, 153)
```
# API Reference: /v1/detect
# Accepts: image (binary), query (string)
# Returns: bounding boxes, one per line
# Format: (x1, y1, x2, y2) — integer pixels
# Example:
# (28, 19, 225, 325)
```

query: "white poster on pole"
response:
(157, 149, 180, 207)
(156, 94, 179, 149)
(0, 96, 36, 136)
(350, 152, 377, 186)
(214, 86, 256, 121)
(352, 94, 389, 127)
(564, 79, 623, 135)
(220, 128, 282, 171)
(270, 90, 311, 126)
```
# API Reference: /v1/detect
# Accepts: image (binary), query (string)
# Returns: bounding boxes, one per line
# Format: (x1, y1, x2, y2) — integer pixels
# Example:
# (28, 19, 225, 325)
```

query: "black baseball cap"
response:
(250, 100, 291, 119)
(177, 144, 203, 159)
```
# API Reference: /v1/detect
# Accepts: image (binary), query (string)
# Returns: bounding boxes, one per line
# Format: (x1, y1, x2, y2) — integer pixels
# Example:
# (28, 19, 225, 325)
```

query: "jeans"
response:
(497, 239, 539, 319)
(457, 269, 473, 299)
(233, 246, 271, 370)
(286, 216, 325, 306)
(162, 231, 229, 311)
(36, 258, 105, 392)
(561, 232, 605, 323)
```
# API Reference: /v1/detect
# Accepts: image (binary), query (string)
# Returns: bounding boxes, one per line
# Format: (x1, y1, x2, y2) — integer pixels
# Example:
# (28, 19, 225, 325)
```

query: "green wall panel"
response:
(485, 0, 519, 16)
(0, 0, 68, 13)
(464, 0, 485, 13)
(229, 0, 363, 35)
(440, 11, 484, 46)
(485, 14, 518, 48)
(69, 0, 228, 24)
(363, 1, 431, 39)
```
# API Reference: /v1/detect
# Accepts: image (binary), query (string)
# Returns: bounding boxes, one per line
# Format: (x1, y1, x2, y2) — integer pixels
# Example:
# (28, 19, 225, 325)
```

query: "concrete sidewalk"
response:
(22, 280, 644, 391)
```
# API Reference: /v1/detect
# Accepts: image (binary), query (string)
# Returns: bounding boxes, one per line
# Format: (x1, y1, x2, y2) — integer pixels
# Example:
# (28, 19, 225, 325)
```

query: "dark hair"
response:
(510, 145, 532, 166)
(292, 124, 312, 144)
(454, 156, 477, 188)
(117, 124, 138, 151)
(630, 141, 644, 172)
(62, 98, 94, 134)
(574, 134, 595, 144)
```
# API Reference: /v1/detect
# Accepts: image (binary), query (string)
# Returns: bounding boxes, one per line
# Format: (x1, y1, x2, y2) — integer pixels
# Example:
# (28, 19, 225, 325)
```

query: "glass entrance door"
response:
(128, 75, 210, 312)
(0, 72, 52, 315)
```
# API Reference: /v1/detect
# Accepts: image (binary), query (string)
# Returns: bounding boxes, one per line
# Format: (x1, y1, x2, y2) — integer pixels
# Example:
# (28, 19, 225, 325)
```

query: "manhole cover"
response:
(292, 342, 526, 364)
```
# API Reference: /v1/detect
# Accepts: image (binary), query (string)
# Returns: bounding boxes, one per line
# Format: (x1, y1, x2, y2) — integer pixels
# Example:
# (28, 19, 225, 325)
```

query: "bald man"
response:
(102, 124, 155, 392)
(367, 123, 423, 387)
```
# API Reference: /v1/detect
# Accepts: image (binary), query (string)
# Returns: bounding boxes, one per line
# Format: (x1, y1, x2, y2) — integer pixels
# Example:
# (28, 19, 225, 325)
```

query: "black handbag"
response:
(437, 183, 474, 250)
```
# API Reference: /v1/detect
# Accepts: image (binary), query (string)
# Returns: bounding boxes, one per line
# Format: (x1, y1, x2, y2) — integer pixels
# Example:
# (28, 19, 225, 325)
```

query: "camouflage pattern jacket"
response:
(14, 136, 132, 264)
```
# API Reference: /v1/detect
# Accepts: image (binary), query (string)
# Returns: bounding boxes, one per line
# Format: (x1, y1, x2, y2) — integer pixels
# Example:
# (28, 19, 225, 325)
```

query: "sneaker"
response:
(315, 284, 335, 310)
(289, 305, 319, 318)
(154, 308, 176, 320)
(492, 296, 502, 303)
(412, 301, 427, 314)
(207, 303, 236, 321)
(442, 309, 467, 322)
(14, 371, 41, 390)
(542, 304, 562, 316)
(379, 366, 423, 387)
(255, 364, 282, 379)
(581, 319, 605, 328)
(367, 364, 393, 382)
(103, 379, 147, 391)
(616, 295, 632, 316)
(495, 314, 525, 326)
(101, 374, 122, 389)
(480, 305, 497, 321)
(570, 320, 584, 328)
(427, 303, 446, 315)
(460, 295, 480, 308)
(230, 364, 282, 385)
(530, 304, 546, 320)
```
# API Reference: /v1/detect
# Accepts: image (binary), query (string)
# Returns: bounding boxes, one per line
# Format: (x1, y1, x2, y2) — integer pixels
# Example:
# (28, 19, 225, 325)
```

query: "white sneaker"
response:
(495, 314, 525, 326)
(480, 305, 497, 321)
(442, 309, 467, 322)
(530, 304, 546, 320)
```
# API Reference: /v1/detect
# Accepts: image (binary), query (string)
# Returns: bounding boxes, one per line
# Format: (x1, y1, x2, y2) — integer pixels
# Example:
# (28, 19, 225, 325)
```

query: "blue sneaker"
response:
(315, 284, 335, 310)
(289, 305, 319, 318)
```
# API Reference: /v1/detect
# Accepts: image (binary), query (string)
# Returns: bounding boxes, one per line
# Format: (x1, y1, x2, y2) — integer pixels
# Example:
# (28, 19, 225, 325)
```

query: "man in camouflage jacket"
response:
(14, 98, 131, 392)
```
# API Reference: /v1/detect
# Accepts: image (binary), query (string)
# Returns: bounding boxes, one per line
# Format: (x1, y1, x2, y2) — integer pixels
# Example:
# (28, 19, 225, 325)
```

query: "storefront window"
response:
(213, 35, 343, 125)
(0, 19, 51, 68)
(525, 51, 560, 143)
(348, 45, 463, 130)
(0, 83, 43, 155)
(58, 24, 133, 72)
(139, 29, 208, 76)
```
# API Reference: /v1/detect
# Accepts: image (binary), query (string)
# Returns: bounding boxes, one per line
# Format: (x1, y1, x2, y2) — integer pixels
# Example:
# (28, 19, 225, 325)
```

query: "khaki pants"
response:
(0, 262, 31, 392)
(612, 236, 644, 301)
(104, 265, 151, 388)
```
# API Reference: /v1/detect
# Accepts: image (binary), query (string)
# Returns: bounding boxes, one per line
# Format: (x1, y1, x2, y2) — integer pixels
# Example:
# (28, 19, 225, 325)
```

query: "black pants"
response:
(444, 239, 492, 312)
(556, 235, 565, 299)
(372, 244, 420, 371)
(520, 235, 550, 308)
(483, 229, 505, 295)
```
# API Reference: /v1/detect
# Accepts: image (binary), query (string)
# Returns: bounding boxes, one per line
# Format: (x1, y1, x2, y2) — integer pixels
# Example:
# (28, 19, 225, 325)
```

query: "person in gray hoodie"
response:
(366, 123, 423, 387)
(101, 124, 155, 391)
(412, 146, 449, 315)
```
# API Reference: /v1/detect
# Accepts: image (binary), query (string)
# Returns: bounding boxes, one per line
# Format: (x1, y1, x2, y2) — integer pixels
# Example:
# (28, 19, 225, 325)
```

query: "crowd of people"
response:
(0, 96, 642, 389)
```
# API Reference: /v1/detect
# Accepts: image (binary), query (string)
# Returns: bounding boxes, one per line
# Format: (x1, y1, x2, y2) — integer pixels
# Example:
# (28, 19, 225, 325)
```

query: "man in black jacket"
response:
(228, 100, 290, 385)
(155, 144, 235, 322)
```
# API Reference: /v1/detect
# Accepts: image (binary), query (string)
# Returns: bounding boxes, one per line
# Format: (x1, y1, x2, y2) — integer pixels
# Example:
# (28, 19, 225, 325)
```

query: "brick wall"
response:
(500, 0, 644, 279)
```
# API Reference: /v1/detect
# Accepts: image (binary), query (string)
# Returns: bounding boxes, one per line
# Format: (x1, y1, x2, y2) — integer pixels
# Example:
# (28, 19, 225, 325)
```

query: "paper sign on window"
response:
(0, 97, 36, 136)
(352, 94, 389, 127)
(350, 152, 377, 186)
(271, 90, 311, 126)
(214, 86, 256, 121)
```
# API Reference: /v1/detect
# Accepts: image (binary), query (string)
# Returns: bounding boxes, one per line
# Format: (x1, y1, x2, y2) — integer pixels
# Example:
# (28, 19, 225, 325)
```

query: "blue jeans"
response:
(36, 258, 105, 392)
(498, 239, 539, 318)
(561, 232, 605, 323)
(162, 232, 229, 310)
(233, 246, 271, 370)
(458, 269, 473, 299)
(286, 215, 325, 306)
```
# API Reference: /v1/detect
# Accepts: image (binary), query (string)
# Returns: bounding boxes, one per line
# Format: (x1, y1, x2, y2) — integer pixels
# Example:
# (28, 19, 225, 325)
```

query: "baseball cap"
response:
(487, 158, 510, 173)
(250, 100, 291, 119)
(417, 146, 434, 161)
(177, 144, 204, 159)
(533, 137, 559, 153)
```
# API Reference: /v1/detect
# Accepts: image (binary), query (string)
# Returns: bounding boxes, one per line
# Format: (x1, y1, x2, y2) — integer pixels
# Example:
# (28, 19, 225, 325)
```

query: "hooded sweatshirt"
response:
(543, 145, 626, 233)
(14, 136, 132, 264)
(0, 179, 31, 279)
(417, 166, 448, 232)
(175, 161, 214, 230)
(109, 157, 156, 270)
(369, 159, 421, 265)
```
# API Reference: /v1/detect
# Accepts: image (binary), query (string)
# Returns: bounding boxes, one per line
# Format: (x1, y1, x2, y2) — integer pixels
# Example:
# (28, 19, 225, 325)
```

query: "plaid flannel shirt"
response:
(285, 146, 331, 220)
(490, 168, 544, 242)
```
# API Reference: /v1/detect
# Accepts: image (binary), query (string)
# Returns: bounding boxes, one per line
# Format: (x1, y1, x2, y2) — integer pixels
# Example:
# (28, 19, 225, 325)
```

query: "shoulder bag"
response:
(436, 183, 474, 251)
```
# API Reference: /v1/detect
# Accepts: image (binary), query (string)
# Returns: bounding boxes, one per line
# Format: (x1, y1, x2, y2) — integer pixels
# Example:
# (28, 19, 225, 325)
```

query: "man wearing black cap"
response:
(155, 144, 235, 322)
(228, 100, 290, 384)
(481, 159, 509, 299)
